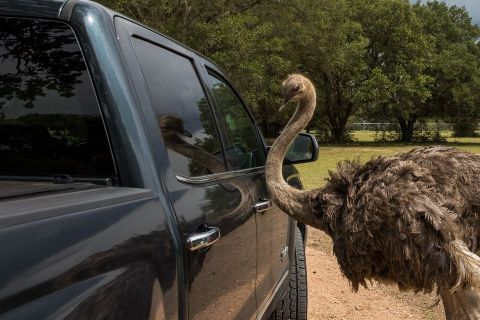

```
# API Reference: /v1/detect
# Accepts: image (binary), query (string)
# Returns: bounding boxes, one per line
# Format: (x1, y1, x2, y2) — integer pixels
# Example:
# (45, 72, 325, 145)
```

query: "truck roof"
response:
(0, 0, 69, 19)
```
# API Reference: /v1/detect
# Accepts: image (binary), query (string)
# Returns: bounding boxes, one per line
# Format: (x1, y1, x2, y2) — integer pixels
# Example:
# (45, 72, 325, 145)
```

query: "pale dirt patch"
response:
(306, 227, 445, 320)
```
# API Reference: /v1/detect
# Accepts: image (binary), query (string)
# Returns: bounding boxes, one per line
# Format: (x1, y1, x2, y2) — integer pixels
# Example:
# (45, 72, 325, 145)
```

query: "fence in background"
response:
(348, 122, 454, 132)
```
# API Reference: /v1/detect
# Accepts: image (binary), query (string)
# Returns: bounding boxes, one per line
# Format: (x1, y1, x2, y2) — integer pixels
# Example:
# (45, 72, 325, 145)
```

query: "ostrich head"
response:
(158, 115, 192, 140)
(280, 74, 315, 112)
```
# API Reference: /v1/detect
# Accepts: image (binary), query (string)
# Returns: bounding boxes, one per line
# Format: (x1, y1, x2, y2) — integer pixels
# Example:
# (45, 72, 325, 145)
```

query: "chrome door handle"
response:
(187, 226, 221, 251)
(255, 199, 272, 213)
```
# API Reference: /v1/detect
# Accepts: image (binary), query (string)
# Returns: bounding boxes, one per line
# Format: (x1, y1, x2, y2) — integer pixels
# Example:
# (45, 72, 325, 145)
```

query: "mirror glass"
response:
(286, 134, 314, 162)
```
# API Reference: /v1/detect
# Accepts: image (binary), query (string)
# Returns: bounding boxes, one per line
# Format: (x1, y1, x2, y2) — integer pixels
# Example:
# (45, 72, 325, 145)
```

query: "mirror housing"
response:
(267, 133, 319, 164)
(285, 133, 319, 164)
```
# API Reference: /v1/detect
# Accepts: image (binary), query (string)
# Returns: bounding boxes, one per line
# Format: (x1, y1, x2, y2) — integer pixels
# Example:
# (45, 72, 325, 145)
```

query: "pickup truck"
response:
(0, 1, 319, 319)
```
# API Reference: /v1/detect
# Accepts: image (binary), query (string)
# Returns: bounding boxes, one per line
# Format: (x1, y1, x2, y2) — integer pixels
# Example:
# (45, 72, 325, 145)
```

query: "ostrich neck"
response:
(265, 90, 318, 226)
(165, 137, 226, 174)
(166, 136, 254, 219)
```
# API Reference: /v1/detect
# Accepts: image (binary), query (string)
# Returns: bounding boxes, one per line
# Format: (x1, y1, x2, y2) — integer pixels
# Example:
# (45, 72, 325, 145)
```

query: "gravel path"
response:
(306, 227, 445, 320)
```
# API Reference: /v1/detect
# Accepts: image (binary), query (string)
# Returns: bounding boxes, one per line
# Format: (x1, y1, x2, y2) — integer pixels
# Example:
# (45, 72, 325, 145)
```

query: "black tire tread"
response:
(271, 227, 308, 320)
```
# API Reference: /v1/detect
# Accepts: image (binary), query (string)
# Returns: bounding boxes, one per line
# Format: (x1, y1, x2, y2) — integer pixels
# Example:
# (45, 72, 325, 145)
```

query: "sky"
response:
(416, 0, 480, 25)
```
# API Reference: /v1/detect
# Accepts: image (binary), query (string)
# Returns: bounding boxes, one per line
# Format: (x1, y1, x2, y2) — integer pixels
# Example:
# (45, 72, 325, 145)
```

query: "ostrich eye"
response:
(293, 84, 300, 92)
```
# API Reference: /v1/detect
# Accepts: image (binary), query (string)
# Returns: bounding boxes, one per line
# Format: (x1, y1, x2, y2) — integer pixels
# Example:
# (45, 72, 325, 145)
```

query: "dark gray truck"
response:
(0, 1, 319, 319)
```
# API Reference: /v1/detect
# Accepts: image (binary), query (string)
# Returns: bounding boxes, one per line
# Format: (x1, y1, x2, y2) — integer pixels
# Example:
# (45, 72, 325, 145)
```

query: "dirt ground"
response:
(306, 227, 445, 320)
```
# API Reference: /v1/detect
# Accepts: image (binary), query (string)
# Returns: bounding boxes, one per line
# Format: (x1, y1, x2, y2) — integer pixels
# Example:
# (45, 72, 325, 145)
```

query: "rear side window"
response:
(0, 18, 115, 178)
(207, 73, 266, 170)
(132, 38, 226, 177)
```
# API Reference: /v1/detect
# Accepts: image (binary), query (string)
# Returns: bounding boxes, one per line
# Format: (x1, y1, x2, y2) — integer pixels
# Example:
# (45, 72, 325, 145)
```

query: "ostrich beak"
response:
(279, 97, 292, 112)
(280, 88, 298, 111)
(182, 129, 193, 138)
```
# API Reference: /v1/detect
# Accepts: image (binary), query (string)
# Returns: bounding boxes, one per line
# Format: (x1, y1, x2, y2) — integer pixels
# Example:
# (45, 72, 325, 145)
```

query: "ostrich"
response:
(266, 74, 480, 319)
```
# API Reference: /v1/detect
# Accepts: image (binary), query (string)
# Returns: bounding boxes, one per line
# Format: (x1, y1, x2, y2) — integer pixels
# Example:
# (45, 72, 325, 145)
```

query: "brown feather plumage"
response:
(311, 146, 480, 293)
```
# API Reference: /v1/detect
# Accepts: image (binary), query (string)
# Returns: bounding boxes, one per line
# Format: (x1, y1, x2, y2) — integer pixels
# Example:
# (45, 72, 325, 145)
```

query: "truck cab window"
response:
(132, 38, 226, 177)
(0, 18, 115, 179)
(207, 73, 265, 170)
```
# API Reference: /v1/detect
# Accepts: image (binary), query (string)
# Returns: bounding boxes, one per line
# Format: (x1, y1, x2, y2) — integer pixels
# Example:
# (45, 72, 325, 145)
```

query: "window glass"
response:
(207, 73, 265, 170)
(132, 38, 225, 177)
(0, 18, 115, 178)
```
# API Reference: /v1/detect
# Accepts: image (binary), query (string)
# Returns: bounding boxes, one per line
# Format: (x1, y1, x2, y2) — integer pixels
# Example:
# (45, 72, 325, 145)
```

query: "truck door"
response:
(116, 18, 258, 320)
(202, 70, 292, 315)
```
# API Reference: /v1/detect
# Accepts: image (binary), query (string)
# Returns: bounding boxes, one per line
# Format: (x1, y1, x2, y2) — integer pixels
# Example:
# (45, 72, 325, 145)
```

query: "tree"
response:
(414, 1, 480, 137)
(98, 0, 294, 138)
(96, 0, 480, 142)
(353, 0, 433, 142)
(277, 0, 369, 143)
(195, 9, 295, 138)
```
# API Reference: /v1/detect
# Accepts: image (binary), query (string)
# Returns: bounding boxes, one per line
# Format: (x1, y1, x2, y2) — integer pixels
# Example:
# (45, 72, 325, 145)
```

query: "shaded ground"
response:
(306, 227, 445, 320)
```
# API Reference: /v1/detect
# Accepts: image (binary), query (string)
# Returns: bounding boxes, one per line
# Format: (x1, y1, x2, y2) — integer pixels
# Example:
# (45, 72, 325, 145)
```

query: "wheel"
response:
(298, 222, 307, 246)
(270, 227, 308, 320)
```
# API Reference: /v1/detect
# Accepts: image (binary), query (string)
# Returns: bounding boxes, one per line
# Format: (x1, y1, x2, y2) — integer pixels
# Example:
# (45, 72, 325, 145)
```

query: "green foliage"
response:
(353, 0, 434, 141)
(453, 121, 479, 137)
(96, 0, 480, 142)
(415, 1, 480, 137)
(197, 11, 295, 138)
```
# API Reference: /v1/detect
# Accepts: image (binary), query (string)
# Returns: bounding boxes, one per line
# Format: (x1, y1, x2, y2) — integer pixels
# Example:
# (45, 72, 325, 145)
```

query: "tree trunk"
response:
(330, 122, 347, 143)
(257, 100, 273, 139)
(323, 76, 354, 144)
(453, 120, 478, 137)
(397, 115, 417, 142)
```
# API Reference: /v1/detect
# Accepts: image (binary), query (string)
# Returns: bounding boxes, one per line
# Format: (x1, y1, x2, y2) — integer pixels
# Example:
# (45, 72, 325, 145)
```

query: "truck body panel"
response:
(0, 1, 309, 319)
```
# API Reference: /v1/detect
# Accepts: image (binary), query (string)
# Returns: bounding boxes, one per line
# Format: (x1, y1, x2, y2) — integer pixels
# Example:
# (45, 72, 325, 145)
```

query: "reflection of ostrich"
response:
(159, 114, 259, 303)
(159, 115, 226, 175)
(159, 115, 255, 227)
(266, 74, 480, 319)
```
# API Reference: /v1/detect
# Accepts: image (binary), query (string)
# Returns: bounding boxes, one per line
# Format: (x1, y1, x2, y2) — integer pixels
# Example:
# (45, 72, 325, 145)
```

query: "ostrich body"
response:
(266, 74, 480, 319)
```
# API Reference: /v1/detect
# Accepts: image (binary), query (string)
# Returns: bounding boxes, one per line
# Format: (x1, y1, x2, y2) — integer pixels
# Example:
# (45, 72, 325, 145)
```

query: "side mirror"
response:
(285, 133, 319, 164)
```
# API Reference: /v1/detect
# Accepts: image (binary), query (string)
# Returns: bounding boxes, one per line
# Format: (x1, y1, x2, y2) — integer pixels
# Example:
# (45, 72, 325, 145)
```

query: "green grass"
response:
(351, 130, 480, 143)
(296, 131, 480, 190)
(351, 130, 377, 142)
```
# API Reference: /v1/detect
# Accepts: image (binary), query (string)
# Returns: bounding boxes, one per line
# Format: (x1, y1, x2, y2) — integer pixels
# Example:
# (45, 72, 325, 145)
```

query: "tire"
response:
(298, 222, 307, 246)
(270, 227, 308, 320)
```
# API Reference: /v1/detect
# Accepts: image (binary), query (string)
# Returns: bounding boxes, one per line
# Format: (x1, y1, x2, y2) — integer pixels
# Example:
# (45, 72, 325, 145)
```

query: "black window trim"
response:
(0, 16, 119, 184)
(130, 35, 230, 179)
(203, 68, 268, 171)
(124, 30, 269, 185)
(174, 67, 271, 184)
(70, 16, 119, 183)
